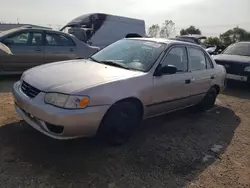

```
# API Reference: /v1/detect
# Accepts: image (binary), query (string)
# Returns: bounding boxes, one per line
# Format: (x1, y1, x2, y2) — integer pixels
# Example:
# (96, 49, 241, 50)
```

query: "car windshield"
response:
(223, 43, 250, 56)
(90, 39, 165, 72)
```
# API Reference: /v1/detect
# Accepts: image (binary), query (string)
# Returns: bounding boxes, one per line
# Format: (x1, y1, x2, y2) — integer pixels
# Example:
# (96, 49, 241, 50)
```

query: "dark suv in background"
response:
(213, 42, 250, 84)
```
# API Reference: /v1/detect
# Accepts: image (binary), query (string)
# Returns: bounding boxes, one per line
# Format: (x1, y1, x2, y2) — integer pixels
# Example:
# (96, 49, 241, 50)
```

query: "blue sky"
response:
(1, 0, 250, 36)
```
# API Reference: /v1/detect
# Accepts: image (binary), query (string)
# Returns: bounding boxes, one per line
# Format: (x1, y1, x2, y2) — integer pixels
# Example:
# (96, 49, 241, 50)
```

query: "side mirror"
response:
(154, 65, 177, 76)
(3, 38, 13, 45)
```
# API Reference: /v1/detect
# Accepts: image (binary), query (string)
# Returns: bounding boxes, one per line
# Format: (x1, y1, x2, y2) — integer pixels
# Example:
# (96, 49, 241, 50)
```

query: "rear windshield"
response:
(223, 43, 250, 56)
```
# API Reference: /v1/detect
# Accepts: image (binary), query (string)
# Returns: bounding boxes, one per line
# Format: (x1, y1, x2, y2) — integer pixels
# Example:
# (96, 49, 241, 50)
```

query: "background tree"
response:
(180, 25, 201, 35)
(148, 24, 160, 37)
(159, 20, 175, 38)
(219, 27, 250, 46)
(148, 20, 175, 38)
(148, 22, 250, 47)
(203, 37, 222, 45)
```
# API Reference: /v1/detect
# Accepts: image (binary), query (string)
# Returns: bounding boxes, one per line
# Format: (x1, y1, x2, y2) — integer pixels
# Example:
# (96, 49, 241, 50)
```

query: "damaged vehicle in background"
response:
(0, 27, 99, 75)
(12, 38, 226, 145)
(213, 42, 250, 84)
(173, 35, 225, 55)
(173, 34, 207, 45)
(206, 44, 226, 55)
(60, 13, 146, 49)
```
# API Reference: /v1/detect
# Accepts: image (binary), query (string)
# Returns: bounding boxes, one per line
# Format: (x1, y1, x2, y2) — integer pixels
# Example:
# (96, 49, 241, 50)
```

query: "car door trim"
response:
(146, 92, 206, 107)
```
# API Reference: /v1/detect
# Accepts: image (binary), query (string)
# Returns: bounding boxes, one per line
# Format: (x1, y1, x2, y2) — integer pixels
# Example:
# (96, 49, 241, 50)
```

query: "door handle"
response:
(211, 75, 215, 79)
(185, 79, 191, 84)
(69, 48, 74, 52)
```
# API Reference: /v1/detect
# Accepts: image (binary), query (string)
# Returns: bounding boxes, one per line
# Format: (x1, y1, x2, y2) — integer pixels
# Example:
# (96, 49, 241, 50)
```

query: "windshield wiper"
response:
(89, 58, 137, 70)
(88, 57, 100, 63)
(98, 60, 131, 70)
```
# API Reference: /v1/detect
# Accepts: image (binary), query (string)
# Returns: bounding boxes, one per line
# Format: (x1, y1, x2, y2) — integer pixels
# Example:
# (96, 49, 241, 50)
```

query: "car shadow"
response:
(0, 75, 20, 93)
(0, 105, 240, 188)
(223, 80, 250, 100)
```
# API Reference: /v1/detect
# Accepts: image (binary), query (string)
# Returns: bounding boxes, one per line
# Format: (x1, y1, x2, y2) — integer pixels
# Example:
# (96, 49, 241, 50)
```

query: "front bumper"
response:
(12, 81, 110, 139)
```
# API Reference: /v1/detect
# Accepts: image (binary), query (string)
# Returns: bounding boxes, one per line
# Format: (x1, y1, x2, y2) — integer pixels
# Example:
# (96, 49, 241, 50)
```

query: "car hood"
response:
(22, 59, 143, 94)
(213, 54, 250, 64)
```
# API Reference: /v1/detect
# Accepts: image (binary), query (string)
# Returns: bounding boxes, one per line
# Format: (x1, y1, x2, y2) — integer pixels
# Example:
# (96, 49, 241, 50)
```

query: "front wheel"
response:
(97, 102, 141, 146)
(197, 87, 218, 111)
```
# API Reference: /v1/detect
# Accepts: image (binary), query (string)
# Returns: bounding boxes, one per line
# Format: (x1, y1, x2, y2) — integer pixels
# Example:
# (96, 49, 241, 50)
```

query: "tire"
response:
(197, 87, 218, 111)
(98, 102, 141, 146)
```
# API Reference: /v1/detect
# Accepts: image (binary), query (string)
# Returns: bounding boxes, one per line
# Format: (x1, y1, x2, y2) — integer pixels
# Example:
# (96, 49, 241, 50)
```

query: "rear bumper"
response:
(12, 81, 110, 139)
(226, 73, 248, 82)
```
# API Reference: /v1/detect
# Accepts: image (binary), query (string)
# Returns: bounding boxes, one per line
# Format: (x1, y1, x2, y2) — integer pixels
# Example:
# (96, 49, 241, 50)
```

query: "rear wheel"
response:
(197, 87, 218, 111)
(98, 102, 141, 145)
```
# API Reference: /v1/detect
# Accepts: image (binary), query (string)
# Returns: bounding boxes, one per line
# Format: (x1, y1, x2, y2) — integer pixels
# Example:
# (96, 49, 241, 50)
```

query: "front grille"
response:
(21, 81, 41, 98)
(215, 60, 248, 75)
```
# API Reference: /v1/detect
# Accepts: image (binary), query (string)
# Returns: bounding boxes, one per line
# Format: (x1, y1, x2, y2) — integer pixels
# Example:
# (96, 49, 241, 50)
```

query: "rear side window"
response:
(188, 47, 206, 71)
(46, 33, 75, 46)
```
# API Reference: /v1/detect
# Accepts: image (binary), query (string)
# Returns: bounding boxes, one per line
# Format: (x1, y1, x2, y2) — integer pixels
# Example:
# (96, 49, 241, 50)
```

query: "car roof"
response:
(178, 34, 207, 39)
(0, 27, 67, 36)
(20, 27, 66, 34)
(127, 37, 202, 47)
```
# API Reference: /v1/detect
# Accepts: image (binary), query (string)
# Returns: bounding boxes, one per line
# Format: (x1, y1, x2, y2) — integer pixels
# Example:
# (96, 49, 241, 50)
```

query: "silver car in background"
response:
(0, 27, 99, 75)
(12, 38, 226, 145)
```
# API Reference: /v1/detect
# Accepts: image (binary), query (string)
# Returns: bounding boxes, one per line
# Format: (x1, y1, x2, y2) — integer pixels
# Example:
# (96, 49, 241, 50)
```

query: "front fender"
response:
(79, 74, 153, 107)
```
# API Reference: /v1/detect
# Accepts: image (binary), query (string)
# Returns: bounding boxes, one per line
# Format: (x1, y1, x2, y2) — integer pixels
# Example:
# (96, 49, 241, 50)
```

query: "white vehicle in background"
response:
(60, 13, 146, 49)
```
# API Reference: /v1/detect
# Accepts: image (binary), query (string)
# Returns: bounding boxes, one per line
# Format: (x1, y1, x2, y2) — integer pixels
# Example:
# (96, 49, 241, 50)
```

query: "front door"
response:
(1, 31, 45, 72)
(147, 45, 193, 117)
(45, 32, 77, 63)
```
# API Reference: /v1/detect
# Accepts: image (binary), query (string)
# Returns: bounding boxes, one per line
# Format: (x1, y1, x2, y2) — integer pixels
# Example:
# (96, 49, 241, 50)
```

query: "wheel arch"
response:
(97, 97, 144, 136)
(113, 97, 144, 119)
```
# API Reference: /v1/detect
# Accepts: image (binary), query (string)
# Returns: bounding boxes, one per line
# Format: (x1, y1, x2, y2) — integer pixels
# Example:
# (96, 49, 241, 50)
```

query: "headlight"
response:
(44, 93, 89, 109)
(244, 66, 250, 72)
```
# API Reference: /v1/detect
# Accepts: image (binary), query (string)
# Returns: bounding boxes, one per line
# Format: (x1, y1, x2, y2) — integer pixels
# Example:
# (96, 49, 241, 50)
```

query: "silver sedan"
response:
(0, 27, 99, 75)
(12, 38, 226, 145)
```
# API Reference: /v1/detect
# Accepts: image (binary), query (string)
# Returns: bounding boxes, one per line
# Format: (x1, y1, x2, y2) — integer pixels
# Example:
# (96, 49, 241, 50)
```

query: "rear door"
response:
(45, 32, 77, 63)
(1, 30, 45, 72)
(186, 46, 214, 103)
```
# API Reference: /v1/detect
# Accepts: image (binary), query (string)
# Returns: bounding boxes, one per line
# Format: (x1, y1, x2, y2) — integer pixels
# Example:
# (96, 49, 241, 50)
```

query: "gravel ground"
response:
(0, 77, 249, 188)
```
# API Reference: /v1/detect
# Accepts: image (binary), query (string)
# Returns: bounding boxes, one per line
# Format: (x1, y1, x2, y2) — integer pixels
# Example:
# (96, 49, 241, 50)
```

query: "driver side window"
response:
(162, 46, 188, 72)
